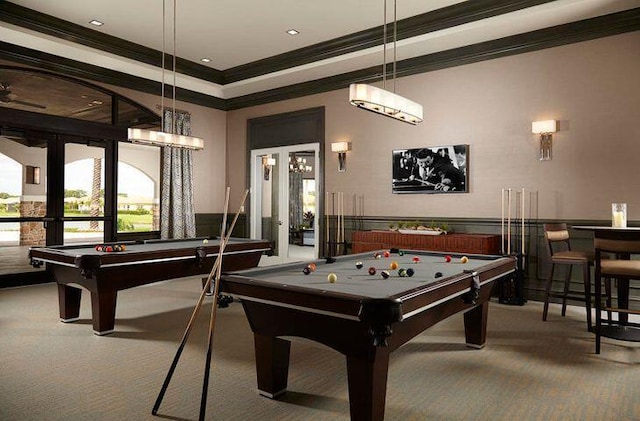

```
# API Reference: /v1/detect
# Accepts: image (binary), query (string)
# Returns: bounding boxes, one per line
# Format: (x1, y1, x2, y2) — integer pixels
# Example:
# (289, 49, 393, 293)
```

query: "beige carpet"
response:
(1, 277, 639, 421)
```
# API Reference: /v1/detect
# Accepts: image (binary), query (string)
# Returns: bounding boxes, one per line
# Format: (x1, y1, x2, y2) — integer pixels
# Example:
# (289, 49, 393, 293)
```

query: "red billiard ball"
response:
(105, 246, 113, 252)
(368, 267, 377, 275)
(412, 256, 420, 264)
(445, 255, 452, 263)
(383, 250, 390, 258)
(95, 245, 103, 252)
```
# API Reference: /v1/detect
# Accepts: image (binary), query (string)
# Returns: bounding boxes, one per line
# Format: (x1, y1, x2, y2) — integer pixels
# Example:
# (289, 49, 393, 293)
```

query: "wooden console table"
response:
(351, 230, 501, 255)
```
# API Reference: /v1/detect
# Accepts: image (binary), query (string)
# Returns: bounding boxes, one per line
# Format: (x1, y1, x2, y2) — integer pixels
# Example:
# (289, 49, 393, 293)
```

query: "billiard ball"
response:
(398, 268, 407, 277)
(389, 261, 398, 270)
(398, 250, 405, 256)
(445, 255, 452, 263)
(412, 256, 420, 264)
(308, 262, 317, 272)
(406, 268, 415, 277)
(327, 273, 337, 283)
(383, 250, 390, 258)
(113, 245, 121, 252)
(435, 271, 443, 278)
(202, 238, 209, 244)
(460, 256, 469, 263)
(95, 245, 103, 252)
(368, 267, 377, 275)
(380, 270, 390, 279)
(120, 244, 126, 251)
(303, 267, 311, 275)
(374, 253, 382, 259)
(355, 261, 363, 269)
(105, 246, 113, 252)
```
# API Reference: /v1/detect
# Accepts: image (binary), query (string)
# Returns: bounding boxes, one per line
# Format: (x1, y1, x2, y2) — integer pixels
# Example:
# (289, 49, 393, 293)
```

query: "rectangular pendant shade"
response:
(127, 128, 204, 150)
(349, 83, 423, 125)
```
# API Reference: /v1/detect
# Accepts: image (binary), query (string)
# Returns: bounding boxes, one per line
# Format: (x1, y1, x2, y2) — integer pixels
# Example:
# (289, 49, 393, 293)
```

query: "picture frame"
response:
(392, 145, 468, 194)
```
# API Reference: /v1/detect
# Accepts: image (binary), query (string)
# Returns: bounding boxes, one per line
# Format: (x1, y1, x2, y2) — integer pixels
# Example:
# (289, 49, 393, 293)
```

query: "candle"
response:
(611, 203, 627, 228)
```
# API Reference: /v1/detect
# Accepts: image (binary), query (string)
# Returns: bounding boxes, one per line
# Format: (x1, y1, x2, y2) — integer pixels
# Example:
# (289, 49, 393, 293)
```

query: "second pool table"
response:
(221, 249, 515, 421)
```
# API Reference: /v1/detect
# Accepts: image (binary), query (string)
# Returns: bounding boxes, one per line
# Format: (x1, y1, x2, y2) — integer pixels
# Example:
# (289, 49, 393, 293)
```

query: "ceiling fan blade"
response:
(11, 99, 47, 109)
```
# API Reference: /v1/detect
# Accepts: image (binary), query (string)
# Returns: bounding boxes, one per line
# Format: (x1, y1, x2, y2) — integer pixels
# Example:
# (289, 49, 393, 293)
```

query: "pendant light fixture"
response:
(349, 0, 423, 125)
(128, 0, 204, 149)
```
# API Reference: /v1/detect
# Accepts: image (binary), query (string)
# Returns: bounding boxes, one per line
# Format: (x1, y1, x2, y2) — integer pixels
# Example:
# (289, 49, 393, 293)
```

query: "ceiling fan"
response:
(0, 82, 47, 109)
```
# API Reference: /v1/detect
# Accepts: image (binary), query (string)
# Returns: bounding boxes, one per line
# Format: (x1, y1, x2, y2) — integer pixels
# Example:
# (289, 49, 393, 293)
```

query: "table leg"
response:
(346, 350, 390, 421)
(254, 334, 291, 398)
(58, 284, 81, 322)
(463, 301, 489, 348)
(90, 290, 117, 336)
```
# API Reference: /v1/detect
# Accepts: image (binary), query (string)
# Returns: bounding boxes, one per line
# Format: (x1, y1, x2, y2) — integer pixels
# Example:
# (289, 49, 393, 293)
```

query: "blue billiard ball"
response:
(406, 268, 415, 277)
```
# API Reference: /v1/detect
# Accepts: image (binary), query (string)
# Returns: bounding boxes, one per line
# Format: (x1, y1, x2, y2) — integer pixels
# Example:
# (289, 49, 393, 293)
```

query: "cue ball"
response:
(368, 267, 377, 275)
(389, 261, 398, 270)
(435, 271, 443, 278)
(303, 267, 311, 275)
(383, 250, 390, 258)
(460, 256, 469, 263)
(445, 255, 452, 263)
(380, 270, 390, 279)
(327, 273, 337, 283)
(355, 261, 364, 269)
(406, 268, 415, 277)
(202, 239, 209, 244)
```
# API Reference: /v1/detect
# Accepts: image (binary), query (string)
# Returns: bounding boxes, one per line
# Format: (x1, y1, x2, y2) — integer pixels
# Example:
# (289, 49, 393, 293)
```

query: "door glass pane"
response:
(1, 138, 47, 276)
(64, 143, 105, 244)
(117, 142, 160, 233)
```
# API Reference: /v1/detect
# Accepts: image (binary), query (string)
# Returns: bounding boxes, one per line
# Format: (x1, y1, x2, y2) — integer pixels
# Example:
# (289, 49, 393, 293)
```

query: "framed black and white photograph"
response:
(392, 145, 468, 194)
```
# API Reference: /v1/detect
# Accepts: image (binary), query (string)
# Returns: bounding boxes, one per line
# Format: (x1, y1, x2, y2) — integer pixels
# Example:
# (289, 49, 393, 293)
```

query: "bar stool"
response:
(542, 223, 596, 331)
(594, 231, 640, 354)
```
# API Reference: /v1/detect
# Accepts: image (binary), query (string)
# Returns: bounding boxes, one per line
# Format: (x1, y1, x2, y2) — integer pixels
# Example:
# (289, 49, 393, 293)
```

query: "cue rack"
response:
(325, 191, 363, 258)
(498, 187, 530, 305)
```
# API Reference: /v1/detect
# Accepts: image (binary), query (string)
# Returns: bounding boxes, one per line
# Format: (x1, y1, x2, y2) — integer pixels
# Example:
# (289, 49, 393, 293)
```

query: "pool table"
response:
(220, 250, 515, 421)
(29, 237, 271, 335)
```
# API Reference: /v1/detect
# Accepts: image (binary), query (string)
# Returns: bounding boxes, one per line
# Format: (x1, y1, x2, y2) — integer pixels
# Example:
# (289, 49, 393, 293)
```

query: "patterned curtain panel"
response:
(289, 172, 303, 230)
(160, 108, 196, 239)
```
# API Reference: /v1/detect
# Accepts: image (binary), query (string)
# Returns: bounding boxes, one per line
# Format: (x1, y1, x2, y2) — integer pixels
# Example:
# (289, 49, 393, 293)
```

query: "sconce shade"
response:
(26, 165, 41, 184)
(128, 128, 204, 150)
(331, 142, 351, 153)
(349, 84, 423, 125)
(532, 120, 557, 134)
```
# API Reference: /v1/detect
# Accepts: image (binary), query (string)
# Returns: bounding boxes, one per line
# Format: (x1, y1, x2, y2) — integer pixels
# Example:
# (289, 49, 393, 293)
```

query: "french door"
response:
(250, 143, 319, 262)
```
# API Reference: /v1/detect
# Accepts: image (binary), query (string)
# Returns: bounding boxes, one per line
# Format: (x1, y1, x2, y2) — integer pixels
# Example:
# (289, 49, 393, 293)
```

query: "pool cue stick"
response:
(341, 192, 345, 254)
(200, 189, 249, 420)
(521, 188, 525, 255)
(151, 188, 246, 416)
(501, 188, 505, 254)
(507, 188, 512, 255)
(325, 191, 329, 257)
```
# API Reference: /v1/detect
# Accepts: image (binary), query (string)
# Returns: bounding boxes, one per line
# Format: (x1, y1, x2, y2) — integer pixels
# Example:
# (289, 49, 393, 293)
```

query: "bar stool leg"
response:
(582, 263, 592, 332)
(542, 263, 556, 321)
(561, 266, 573, 317)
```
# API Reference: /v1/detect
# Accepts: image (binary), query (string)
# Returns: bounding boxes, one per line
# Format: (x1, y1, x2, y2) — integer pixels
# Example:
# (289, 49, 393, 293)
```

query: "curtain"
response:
(289, 171, 303, 230)
(160, 108, 196, 239)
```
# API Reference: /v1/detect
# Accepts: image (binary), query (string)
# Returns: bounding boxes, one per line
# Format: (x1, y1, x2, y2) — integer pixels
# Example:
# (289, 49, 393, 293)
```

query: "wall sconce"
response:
(262, 156, 276, 180)
(26, 165, 41, 184)
(331, 142, 351, 172)
(532, 120, 557, 161)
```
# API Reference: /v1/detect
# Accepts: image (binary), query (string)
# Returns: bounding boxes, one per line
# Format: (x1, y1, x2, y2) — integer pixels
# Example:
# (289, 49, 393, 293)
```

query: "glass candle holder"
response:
(611, 203, 627, 228)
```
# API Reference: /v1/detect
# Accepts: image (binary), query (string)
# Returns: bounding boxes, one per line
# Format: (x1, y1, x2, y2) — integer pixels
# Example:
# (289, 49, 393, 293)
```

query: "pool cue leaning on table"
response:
(152, 188, 249, 419)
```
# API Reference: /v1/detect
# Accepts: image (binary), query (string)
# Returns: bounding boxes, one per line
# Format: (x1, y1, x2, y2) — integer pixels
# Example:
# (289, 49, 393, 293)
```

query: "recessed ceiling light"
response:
(89, 19, 104, 26)
(200, 58, 211, 63)
(286, 29, 299, 36)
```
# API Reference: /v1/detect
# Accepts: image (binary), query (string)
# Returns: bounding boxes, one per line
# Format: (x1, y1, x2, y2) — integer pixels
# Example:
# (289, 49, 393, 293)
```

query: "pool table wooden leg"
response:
(346, 350, 390, 421)
(254, 334, 291, 398)
(463, 301, 489, 348)
(58, 284, 81, 322)
(90, 290, 117, 336)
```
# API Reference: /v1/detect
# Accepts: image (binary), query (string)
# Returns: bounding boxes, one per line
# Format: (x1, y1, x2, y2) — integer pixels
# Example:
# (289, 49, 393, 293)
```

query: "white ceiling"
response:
(2, 0, 639, 100)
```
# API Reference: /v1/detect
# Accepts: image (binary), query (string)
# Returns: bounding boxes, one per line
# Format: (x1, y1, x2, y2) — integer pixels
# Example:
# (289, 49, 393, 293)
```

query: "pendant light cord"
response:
(161, 0, 165, 132)
(172, 0, 177, 135)
(382, 0, 398, 93)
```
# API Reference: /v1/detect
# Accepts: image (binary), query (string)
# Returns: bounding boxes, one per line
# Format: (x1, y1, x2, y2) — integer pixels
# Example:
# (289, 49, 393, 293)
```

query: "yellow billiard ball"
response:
(460, 256, 469, 263)
(327, 273, 337, 283)
(389, 261, 399, 270)
(202, 239, 209, 244)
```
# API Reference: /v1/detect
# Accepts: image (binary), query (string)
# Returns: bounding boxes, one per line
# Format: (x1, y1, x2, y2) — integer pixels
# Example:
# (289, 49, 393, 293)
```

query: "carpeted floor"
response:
(1, 277, 638, 421)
